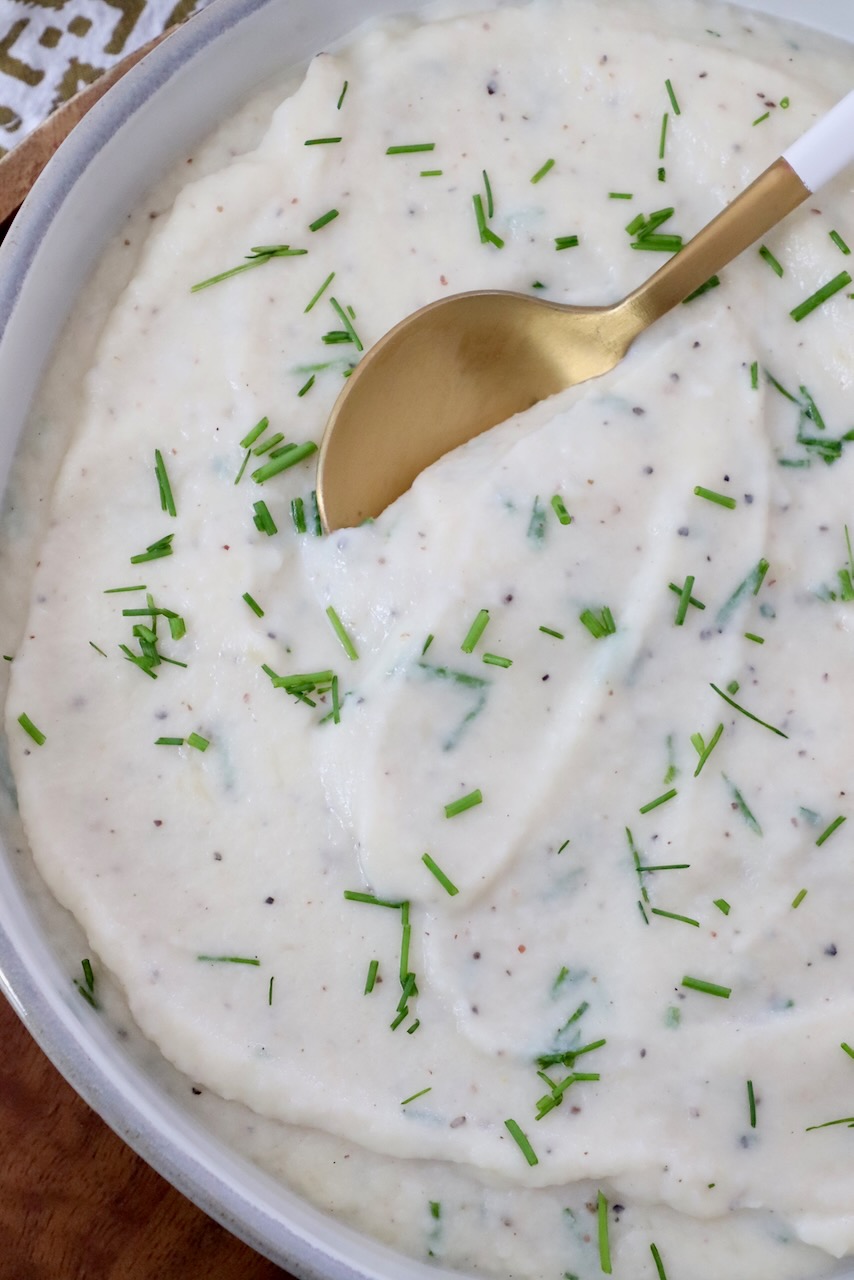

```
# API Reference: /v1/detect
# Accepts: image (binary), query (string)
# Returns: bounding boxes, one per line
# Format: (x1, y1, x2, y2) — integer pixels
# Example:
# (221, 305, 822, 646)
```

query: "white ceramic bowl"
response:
(2, 1, 854, 1276)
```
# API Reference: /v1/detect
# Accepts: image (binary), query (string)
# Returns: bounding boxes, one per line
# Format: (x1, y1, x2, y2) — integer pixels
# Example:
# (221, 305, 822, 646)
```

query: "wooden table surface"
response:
(0, 993, 294, 1280)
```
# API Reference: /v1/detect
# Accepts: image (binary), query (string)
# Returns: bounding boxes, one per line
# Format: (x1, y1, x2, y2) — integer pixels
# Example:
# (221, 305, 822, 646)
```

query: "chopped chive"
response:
(650, 1243, 668, 1280)
(154, 449, 177, 517)
(550, 494, 572, 525)
(291, 497, 307, 533)
(725, 775, 762, 835)
(759, 244, 784, 277)
(482, 653, 512, 668)
(337, 80, 348, 109)
(665, 78, 681, 115)
(806, 1116, 854, 1131)
(364, 959, 379, 994)
(710, 683, 788, 738)
(305, 271, 335, 313)
(407, 1020, 420, 1034)
(631, 234, 683, 253)
(482, 169, 494, 218)
(330, 674, 341, 725)
(329, 297, 363, 351)
(234, 450, 251, 485)
(579, 606, 616, 639)
(472, 193, 505, 248)
(816, 814, 846, 847)
(531, 281, 546, 289)
(130, 534, 174, 564)
(597, 1192, 612, 1275)
(713, 898, 731, 915)
(609, 191, 633, 200)
(297, 374, 315, 398)
(240, 417, 269, 449)
(304, 136, 342, 146)
(539, 625, 565, 639)
(309, 208, 339, 233)
(420, 169, 443, 177)
(658, 112, 669, 162)
(326, 604, 358, 660)
(657, 166, 666, 182)
(744, 632, 764, 644)
(242, 592, 264, 618)
(155, 736, 185, 746)
(310, 490, 322, 536)
(692, 723, 724, 777)
(80, 958, 95, 993)
(252, 432, 285, 457)
(253, 500, 277, 536)
(842, 1043, 854, 1060)
(790, 271, 852, 322)
(504, 1118, 538, 1167)
(89, 641, 107, 657)
(343, 890, 404, 908)
(104, 585, 147, 594)
(190, 245, 307, 292)
(792, 888, 808, 909)
(422, 852, 459, 896)
(830, 230, 851, 255)
(18, 713, 46, 745)
(674, 574, 695, 626)
(639, 788, 677, 814)
(694, 485, 736, 509)
(682, 976, 732, 998)
(187, 732, 209, 752)
(197, 955, 260, 965)
(753, 111, 770, 126)
(421, 634, 434, 655)
(554, 234, 580, 250)
(683, 275, 720, 302)
(667, 581, 705, 611)
(461, 608, 490, 653)
(747, 1079, 757, 1127)
(650, 907, 700, 927)
(750, 360, 759, 389)
(386, 143, 435, 154)
(252, 441, 318, 483)
(445, 789, 482, 819)
(530, 159, 555, 185)
(268, 975, 275, 1005)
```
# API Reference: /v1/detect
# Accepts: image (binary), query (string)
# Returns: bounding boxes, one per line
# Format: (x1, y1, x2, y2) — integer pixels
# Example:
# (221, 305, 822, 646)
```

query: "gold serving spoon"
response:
(317, 91, 854, 531)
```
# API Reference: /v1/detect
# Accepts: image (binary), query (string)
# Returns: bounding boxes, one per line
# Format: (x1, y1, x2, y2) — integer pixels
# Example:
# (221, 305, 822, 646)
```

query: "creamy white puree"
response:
(4, 1, 854, 1276)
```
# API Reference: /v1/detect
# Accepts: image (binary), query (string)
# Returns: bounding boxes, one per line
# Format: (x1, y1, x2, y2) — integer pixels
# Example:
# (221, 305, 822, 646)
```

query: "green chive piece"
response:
(554, 235, 580, 250)
(253, 500, 277, 536)
(668, 582, 706, 612)
(444, 789, 482, 819)
(531, 158, 555, 184)
(430, 1201, 441, 1220)
(130, 534, 174, 564)
(650, 907, 700, 927)
(694, 485, 736, 509)
(251, 441, 318, 484)
(482, 653, 512, 668)
(81, 958, 95, 993)
(187, 733, 209, 752)
(268, 975, 275, 1005)
(197, 954, 260, 965)
(657, 166, 666, 182)
(242, 592, 264, 618)
(18, 712, 46, 745)
(609, 192, 633, 200)
(305, 271, 335, 313)
(330, 674, 341, 725)
(579, 606, 616, 639)
(750, 360, 759, 389)
(472, 193, 505, 248)
(155, 737, 184, 746)
(103, 585, 147, 593)
(726, 775, 762, 835)
(816, 815, 846, 847)
(650, 1242, 669, 1280)
(659, 111, 669, 160)
(422, 852, 459, 896)
(326, 605, 358, 660)
(753, 111, 770, 126)
(792, 888, 808, 909)
(693, 723, 724, 777)
(747, 1079, 757, 1128)
(674, 574, 695, 626)
(310, 490, 322, 536)
(841, 1042, 854, 1060)
(252, 432, 285, 457)
(154, 449, 177, 517)
(639, 788, 677, 814)
(337, 80, 348, 109)
(665, 78, 681, 115)
(89, 641, 107, 657)
(830, 230, 851, 255)
(343, 890, 404, 908)
(309, 208, 339, 233)
(386, 143, 435, 154)
(234, 450, 251, 485)
(297, 374, 315, 398)
(528, 495, 547, 542)
(291, 497, 307, 533)
(240, 417, 269, 449)
(710, 683, 788, 738)
(597, 1192, 612, 1275)
(550, 494, 572, 525)
(539, 625, 565, 639)
(504, 1118, 538, 1166)
(420, 169, 443, 177)
(806, 1116, 854, 1132)
(790, 270, 852, 322)
(482, 169, 494, 218)
(682, 976, 732, 998)
(190, 245, 307, 293)
(304, 136, 342, 146)
(744, 632, 764, 644)
(461, 608, 490, 654)
(759, 244, 784, 277)
(421, 634, 434, 655)
(714, 898, 731, 915)
(364, 959, 379, 994)
(682, 275, 720, 302)
(329, 297, 364, 351)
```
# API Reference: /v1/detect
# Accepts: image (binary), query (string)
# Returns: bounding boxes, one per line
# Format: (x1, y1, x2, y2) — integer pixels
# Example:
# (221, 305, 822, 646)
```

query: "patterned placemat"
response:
(0, 0, 212, 157)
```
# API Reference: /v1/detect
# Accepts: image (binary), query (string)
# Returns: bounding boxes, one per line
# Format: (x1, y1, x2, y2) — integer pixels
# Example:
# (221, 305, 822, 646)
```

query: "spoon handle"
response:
(620, 91, 854, 335)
